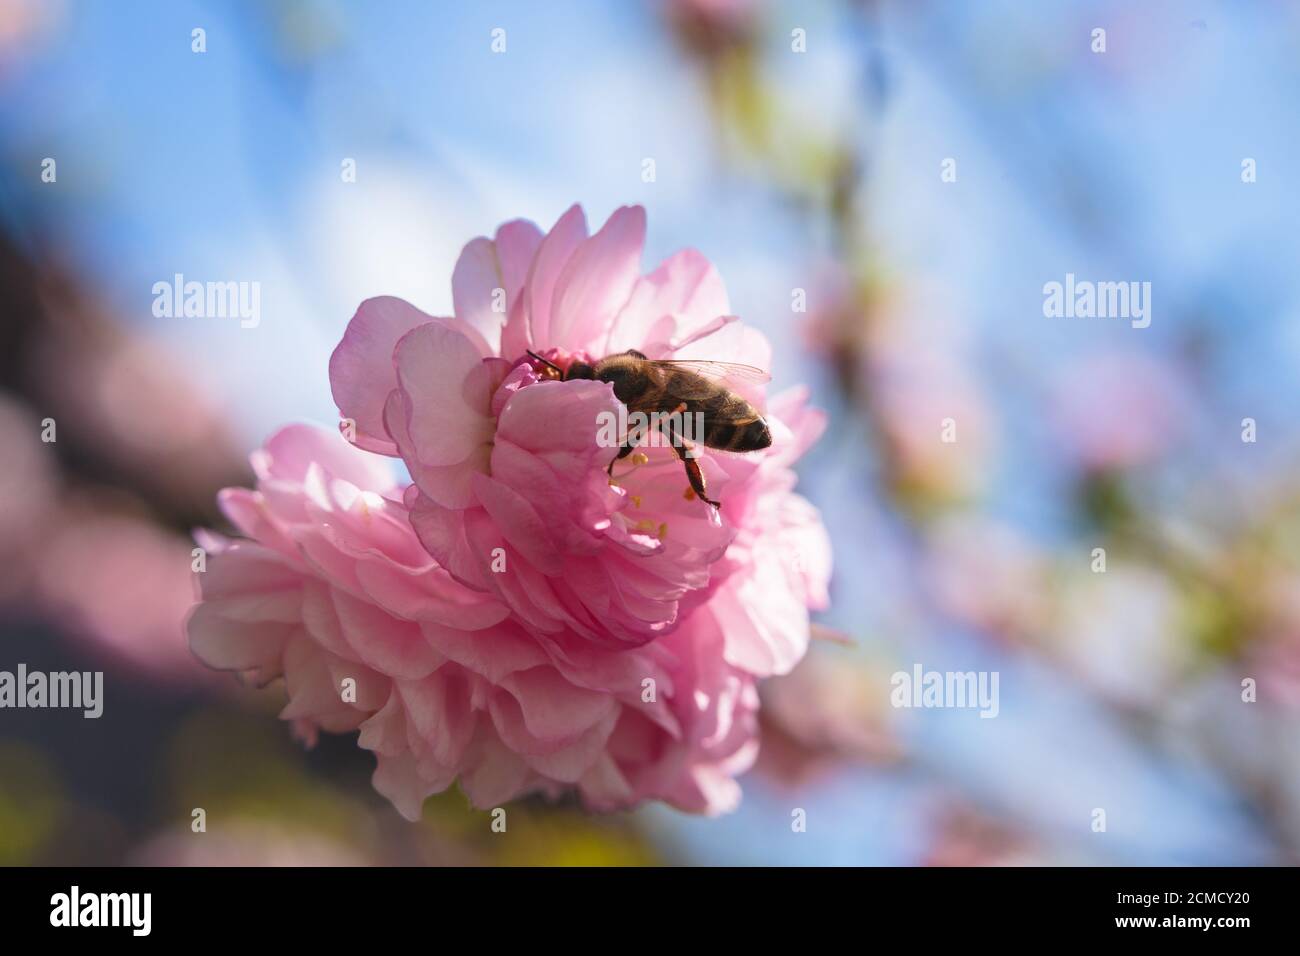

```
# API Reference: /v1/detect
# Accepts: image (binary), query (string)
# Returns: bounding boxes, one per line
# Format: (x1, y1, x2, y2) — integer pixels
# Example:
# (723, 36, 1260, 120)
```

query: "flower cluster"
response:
(188, 205, 831, 817)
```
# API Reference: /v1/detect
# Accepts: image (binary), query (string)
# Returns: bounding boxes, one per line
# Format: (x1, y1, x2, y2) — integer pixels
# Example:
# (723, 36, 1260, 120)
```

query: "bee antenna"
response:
(526, 349, 563, 374)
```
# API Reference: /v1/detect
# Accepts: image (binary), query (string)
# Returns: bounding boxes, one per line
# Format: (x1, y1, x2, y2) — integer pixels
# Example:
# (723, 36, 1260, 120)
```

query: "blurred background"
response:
(1, 0, 1298, 865)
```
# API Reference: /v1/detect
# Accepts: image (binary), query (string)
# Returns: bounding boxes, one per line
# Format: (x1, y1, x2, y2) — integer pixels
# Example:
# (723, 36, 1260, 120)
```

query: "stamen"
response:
(610, 451, 652, 481)
(526, 349, 564, 378)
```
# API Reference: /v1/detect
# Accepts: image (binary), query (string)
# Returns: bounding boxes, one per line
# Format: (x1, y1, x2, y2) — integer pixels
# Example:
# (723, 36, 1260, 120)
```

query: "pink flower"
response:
(1049, 349, 1190, 472)
(190, 205, 830, 817)
(36, 508, 211, 681)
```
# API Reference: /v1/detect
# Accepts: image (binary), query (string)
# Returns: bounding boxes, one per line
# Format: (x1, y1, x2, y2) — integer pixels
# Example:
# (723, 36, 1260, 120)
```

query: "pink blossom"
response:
(0, 396, 213, 680)
(190, 205, 830, 817)
(1049, 349, 1190, 472)
(36, 508, 210, 680)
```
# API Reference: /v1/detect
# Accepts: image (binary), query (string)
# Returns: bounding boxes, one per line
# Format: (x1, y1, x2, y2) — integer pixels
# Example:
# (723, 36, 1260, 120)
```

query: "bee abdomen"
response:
(705, 417, 772, 452)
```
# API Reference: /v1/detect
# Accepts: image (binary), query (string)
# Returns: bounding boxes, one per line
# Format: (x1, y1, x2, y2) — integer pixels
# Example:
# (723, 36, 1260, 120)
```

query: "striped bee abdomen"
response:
(704, 415, 772, 451)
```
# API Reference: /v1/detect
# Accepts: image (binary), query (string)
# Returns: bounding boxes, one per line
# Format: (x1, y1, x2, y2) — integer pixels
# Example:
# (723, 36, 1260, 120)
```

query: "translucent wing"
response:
(646, 359, 772, 385)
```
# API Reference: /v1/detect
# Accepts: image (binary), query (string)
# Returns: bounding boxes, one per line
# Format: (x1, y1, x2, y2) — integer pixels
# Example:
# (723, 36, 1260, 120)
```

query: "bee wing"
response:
(646, 359, 772, 389)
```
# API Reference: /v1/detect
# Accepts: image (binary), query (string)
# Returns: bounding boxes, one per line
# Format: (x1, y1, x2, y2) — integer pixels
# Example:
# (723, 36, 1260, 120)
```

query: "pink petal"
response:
(358, 686, 408, 756)
(767, 386, 828, 466)
(329, 297, 435, 455)
(499, 666, 618, 741)
(279, 637, 360, 720)
(397, 670, 477, 768)
(372, 752, 434, 821)
(331, 586, 444, 680)
(299, 579, 364, 663)
(259, 424, 397, 492)
(524, 205, 587, 348)
(407, 493, 494, 592)
(452, 219, 544, 355)
(549, 205, 645, 353)
(716, 562, 810, 678)
(352, 559, 511, 630)
(383, 390, 488, 509)
(606, 248, 730, 355)
(216, 488, 290, 551)
(495, 378, 621, 461)
(392, 322, 496, 467)
(420, 619, 550, 684)
(470, 472, 562, 575)
(578, 752, 636, 807)
(459, 726, 531, 808)
(196, 543, 302, 605)
(523, 712, 620, 782)
(186, 603, 291, 683)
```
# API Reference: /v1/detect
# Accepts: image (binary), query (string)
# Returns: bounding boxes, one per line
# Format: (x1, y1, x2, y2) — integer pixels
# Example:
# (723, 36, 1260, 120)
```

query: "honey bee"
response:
(528, 349, 771, 508)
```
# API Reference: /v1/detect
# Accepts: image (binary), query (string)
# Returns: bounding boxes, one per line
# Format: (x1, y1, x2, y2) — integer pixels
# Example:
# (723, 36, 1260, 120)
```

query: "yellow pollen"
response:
(657, 522, 668, 540)
(630, 452, 650, 466)
(634, 519, 657, 534)
(683, 487, 696, 501)
(630, 495, 643, 508)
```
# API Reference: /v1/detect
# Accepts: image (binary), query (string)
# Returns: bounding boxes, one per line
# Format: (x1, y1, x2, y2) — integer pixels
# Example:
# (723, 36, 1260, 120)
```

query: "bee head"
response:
(564, 361, 596, 381)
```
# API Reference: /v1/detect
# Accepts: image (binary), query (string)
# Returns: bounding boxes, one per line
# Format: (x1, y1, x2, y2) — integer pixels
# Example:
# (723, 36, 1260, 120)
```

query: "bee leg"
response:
(660, 421, 719, 508)
(678, 449, 720, 509)
(607, 422, 649, 476)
